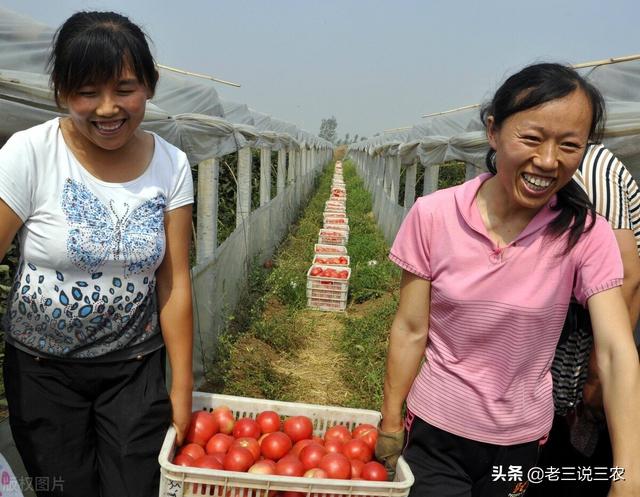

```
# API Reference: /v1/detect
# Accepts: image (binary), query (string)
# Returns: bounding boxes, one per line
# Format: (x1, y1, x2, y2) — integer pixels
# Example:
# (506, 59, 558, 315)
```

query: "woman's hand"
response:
(375, 419, 405, 480)
(170, 385, 192, 446)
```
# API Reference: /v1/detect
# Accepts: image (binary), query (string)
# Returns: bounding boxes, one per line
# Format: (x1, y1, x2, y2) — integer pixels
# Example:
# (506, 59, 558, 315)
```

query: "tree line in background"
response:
(319, 116, 367, 145)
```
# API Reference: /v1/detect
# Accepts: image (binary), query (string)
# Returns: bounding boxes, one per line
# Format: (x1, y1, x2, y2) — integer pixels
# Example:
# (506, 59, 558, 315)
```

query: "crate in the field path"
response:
(306, 264, 350, 292)
(312, 254, 350, 266)
(323, 223, 350, 234)
(322, 214, 348, 225)
(159, 392, 414, 497)
(306, 282, 348, 301)
(314, 243, 347, 255)
(318, 228, 348, 245)
(307, 295, 348, 312)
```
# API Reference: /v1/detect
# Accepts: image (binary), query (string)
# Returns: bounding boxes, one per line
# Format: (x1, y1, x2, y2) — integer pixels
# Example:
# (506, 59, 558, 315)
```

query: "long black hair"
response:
(48, 11, 159, 106)
(480, 63, 605, 253)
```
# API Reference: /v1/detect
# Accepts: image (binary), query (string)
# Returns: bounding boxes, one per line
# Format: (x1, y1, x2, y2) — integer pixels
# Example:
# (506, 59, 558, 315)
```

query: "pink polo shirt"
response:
(390, 173, 623, 445)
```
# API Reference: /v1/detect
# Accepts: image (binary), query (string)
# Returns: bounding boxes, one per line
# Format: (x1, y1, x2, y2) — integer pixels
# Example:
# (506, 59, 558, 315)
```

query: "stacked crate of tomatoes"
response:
(160, 392, 414, 497)
(307, 161, 351, 311)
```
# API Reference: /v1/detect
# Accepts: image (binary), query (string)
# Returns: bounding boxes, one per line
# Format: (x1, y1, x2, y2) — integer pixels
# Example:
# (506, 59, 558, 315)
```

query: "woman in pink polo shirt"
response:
(376, 63, 640, 497)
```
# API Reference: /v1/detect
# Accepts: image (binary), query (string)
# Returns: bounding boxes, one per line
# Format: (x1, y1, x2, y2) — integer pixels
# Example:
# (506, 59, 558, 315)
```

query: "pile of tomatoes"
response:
(309, 266, 349, 279)
(313, 256, 348, 266)
(173, 407, 388, 483)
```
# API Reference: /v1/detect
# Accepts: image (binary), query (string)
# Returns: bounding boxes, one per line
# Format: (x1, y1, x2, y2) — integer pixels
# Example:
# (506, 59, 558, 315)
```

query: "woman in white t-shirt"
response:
(0, 11, 194, 497)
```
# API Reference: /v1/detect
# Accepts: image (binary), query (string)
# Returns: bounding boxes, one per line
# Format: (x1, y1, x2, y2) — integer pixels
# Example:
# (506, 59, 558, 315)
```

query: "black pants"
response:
(3, 343, 172, 497)
(404, 415, 540, 497)
(525, 414, 612, 497)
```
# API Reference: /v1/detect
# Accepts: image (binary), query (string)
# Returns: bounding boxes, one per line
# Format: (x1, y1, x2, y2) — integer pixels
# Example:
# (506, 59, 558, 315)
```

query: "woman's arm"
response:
(0, 198, 23, 260)
(614, 229, 640, 327)
(587, 287, 640, 494)
(583, 228, 640, 418)
(156, 204, 194, 446)
(380, 270, 431, 433)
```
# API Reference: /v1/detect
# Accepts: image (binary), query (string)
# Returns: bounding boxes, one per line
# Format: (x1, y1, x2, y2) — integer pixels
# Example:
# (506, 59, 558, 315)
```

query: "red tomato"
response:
(283, 416, 314, 442)
(211, 406, 235, 435)
(310, 267, 322, 277)
(352, 424, 378, 450)
(281, 493, 306, 497)
(275, 457, 305, 477)
(304, 468, 328, 478)
(361, 461, 388, 481)
(185, 411, 219, 446)
(290, 439, 315, 457)
(248, 460, 277, 474)
(299, 444, 327, 471)
(342, 439, 373, 463)
(337, 270, 349, 279)
(324, 425, 352, 445)
(339, 257, 348, 265)
(209, 452, 226, 465)
(206, 433, 234, 454)
(223, 446, 254, 472)
(323, 439, 343, 454)
(260, 432, 293, 461)
(193, 454, 224, 470)
(256, 411, 282, 434)
(350, 459, 365, 479)
(232, 437, 261, 462)
(178, 442, 205, 461)
(173, 453, 195, 467)
(318, 453, 351, 480)
(233, 418, 261, 439)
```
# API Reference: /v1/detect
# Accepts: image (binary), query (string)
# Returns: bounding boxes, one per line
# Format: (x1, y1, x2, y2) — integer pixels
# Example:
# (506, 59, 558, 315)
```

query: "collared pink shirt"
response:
(390, 174, 623, 445)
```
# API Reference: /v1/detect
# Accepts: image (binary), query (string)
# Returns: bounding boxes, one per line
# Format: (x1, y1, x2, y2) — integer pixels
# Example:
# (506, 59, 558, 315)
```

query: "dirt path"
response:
(274, 310, 352, 406)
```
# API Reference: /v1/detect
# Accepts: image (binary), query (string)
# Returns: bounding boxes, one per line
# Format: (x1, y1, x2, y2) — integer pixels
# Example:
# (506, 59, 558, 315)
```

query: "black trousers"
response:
(404, 415, 540, 497)
(525, 414, 612, 497)
(3, 343, 172, 497)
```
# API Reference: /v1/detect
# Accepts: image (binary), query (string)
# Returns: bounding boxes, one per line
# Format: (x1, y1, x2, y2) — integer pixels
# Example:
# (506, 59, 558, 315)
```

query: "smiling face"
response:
(486, 88, 592, 213)
(61, 62, 151, 153)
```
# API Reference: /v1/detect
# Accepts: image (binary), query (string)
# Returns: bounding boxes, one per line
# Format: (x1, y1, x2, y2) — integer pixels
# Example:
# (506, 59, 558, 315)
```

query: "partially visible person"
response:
(0, 11, 194, 497)
(528, 144, 640, 497)
(375, 62, 640, 497)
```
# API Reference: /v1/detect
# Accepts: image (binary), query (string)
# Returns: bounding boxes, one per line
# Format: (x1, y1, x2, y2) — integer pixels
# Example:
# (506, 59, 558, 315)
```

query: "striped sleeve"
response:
(575, 144, 640, 254)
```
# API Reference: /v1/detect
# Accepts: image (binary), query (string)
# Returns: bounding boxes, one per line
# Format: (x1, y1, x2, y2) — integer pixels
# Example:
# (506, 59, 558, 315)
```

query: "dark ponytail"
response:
(481, 63, 604, 253)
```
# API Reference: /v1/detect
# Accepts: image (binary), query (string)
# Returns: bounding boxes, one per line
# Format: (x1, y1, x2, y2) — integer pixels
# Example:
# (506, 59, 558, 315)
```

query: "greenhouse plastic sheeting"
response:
(0, 7, 332, 158)
(350, 58, 640, 176)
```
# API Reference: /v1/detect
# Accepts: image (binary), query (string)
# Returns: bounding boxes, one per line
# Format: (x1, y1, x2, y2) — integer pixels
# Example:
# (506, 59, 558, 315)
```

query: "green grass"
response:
(337, 159, 401, 409)
(339, 294, 399, 410)
(204, 165, 337, 398)
(343, 163, 400, 304)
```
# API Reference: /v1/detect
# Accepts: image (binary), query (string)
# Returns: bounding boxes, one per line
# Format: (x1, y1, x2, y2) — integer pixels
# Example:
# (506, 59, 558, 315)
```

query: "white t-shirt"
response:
(0, 118, 193, 359)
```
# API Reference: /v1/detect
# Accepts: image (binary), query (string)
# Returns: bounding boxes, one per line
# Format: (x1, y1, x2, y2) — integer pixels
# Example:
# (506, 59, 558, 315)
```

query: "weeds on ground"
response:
(267, 166, 335, 311)
(339, 293, 399, 410)
(206, 164, 337, 399)
(343, 162, 400, 303)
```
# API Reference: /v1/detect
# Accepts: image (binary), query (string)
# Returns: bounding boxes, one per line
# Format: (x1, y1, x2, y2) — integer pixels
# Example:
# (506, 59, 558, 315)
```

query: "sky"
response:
(1, 0, 639, 140)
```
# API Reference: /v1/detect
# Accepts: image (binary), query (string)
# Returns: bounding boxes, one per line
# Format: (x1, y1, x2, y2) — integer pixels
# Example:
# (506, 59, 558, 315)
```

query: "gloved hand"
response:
(374, 427, 405, 480)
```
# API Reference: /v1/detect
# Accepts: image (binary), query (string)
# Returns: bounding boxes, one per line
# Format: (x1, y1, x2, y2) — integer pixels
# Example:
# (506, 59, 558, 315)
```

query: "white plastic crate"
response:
(314, 243, 347, 255)
(318, 229, 348, 246)
(159, 393, 414, 497)
(312, 254, 350, 266)
(308, 295, 348, 312)
(325, 200, 346, 208)
(305, 282, 348, 301)
(306, 265, 351, 292)
(322, 215, 348, 224)
(323, 224, 350, 234)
